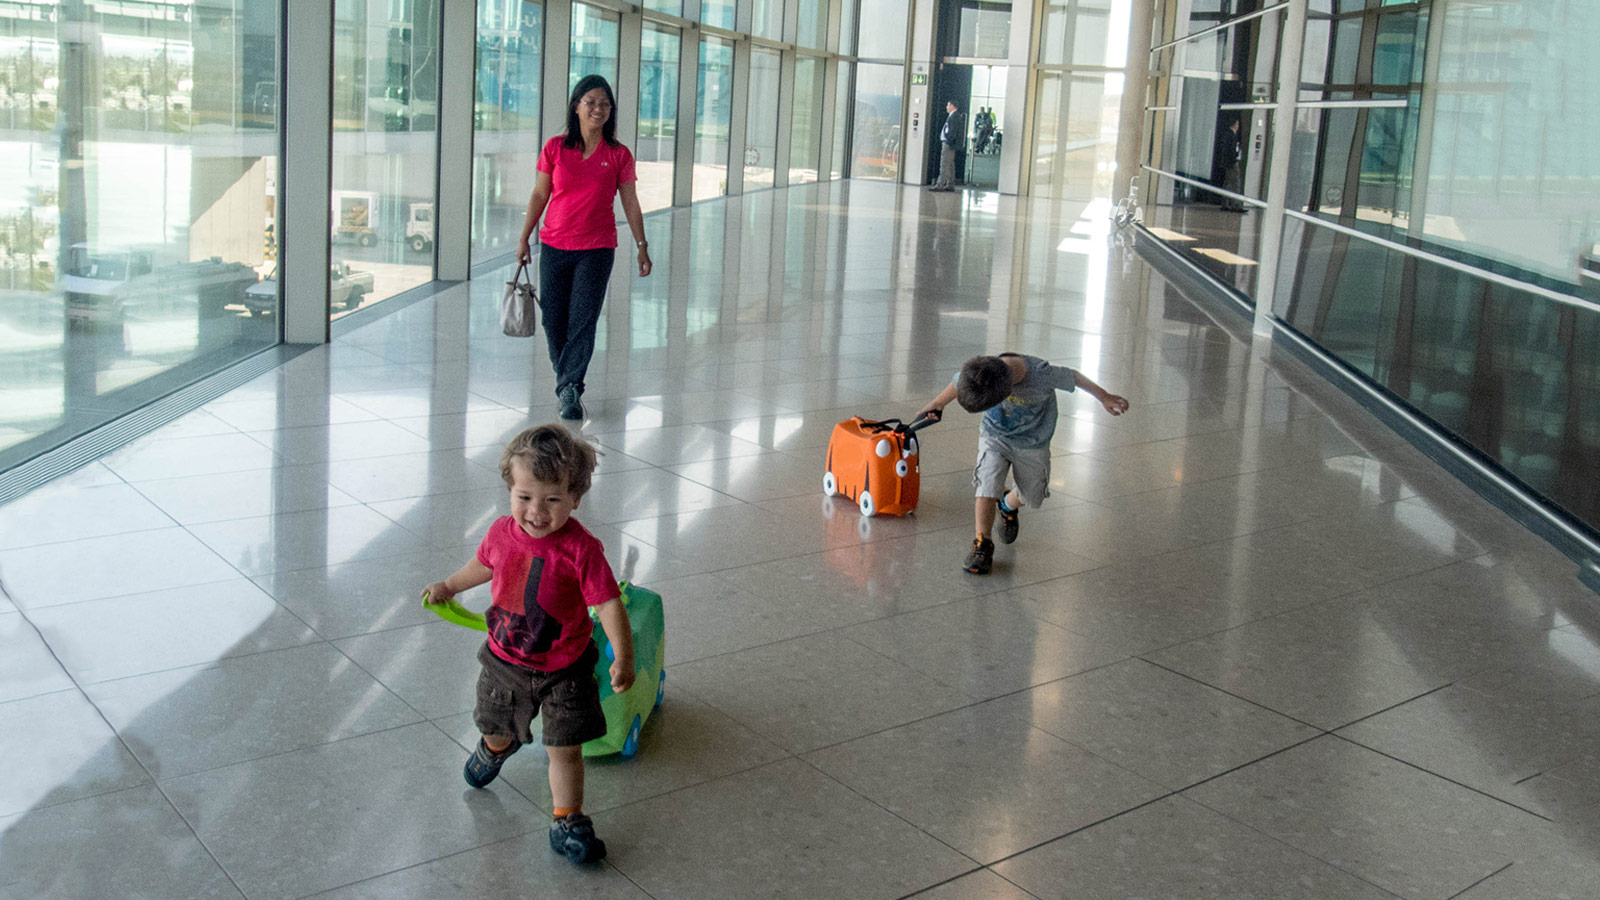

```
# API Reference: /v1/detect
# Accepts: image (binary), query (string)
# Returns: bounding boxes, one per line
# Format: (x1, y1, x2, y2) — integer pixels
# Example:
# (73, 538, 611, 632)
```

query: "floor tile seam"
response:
(0, 511, 186, 553)
(888, 865, 1002, 900)
(417, 717, 551, 817)
(5, 570, 279, 617)
(144, 777, 253, 900)
(154, 720, 436, 788)
(1443, 862, 1515, 900)
(1324, 732, 1554, 823)
(792, 752, 988, 870)
(1172, 781, 1416, 900)
(65, 636, 350, 693)
(1132, 657, 1334, 732)
(0, 601, 249, 894)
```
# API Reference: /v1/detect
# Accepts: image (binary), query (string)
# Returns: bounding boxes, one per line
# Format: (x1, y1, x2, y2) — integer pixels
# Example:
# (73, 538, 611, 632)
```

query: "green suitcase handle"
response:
(423, 581, 644, 631)
(420, 591, 488, 631)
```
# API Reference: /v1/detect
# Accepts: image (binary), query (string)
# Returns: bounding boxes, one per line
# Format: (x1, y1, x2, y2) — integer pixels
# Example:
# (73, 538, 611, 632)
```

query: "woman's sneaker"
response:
(963, 537, 995, 574)
(557, 385, 585, 420)
(549, 813, 607, 864)
(463, 738, 519, 788)
(997, 504, 1020, 544)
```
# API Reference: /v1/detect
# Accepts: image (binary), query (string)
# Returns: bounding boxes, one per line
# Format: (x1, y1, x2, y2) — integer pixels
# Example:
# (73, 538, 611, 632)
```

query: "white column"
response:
(673, 26, 700, 206)
(282, 0, 334, 343)
(995, 0, 1036, 194)
(435, 0, 476, 281)
(1252, 0, 1306, 334)
(819, 57, 838, 181)
(902, 0, 936, 186)
(544, 1, 575, 140)
(1113, 0, 1156, 206)
(617, 12, 643, 148)
(774, 50, 796, 186)
(728, 38, 752, 195)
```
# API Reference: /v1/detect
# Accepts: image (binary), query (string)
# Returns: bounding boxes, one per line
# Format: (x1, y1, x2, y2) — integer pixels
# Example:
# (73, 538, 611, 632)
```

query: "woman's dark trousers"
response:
(538, 243, 616, 398)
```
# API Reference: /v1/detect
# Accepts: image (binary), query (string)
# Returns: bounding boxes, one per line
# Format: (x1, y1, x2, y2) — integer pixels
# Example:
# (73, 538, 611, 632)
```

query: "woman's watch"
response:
(636, 239, 649, 249)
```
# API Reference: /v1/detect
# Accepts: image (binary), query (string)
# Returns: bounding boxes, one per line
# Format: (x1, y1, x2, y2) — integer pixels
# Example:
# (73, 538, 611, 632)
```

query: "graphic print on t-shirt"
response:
(488, 556, 564, 657)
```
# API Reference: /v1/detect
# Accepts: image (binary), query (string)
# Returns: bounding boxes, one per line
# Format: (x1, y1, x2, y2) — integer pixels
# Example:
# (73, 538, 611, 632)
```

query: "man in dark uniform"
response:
(931, 100, 965, 191)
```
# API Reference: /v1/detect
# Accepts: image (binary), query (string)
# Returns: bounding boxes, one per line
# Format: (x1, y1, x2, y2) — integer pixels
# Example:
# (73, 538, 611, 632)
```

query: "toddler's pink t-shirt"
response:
(536, 135, 637, 251)
(476, 515, 620, 672)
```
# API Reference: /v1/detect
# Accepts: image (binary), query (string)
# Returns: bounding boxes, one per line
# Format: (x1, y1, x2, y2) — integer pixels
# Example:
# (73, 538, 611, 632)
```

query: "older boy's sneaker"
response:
(550, 813, 607, 864)
(463, 738, 519, 788)
(998, 504, 1020, 544)
(963, 537, 995, 574)
(557, 385, 584, 420)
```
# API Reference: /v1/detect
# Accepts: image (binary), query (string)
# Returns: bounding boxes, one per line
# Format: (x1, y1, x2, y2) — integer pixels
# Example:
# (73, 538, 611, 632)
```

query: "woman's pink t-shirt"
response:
(537, 135, 637, 251)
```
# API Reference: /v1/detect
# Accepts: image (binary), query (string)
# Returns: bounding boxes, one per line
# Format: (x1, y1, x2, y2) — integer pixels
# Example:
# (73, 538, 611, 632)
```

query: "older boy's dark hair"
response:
(957, 355, 1014, 412)
(499, 424, 598, 497)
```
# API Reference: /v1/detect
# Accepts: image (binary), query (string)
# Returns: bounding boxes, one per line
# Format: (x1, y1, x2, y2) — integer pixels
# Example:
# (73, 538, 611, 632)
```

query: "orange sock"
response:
(553, 806, 579, 819)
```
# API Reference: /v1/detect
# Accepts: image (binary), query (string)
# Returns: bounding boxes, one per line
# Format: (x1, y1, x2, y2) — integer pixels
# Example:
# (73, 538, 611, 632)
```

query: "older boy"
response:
(918, 353, 1129, 573)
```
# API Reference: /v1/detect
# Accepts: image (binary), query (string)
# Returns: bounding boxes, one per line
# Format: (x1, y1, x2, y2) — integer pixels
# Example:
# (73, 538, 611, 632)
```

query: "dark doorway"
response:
(925, 64, 973, 186)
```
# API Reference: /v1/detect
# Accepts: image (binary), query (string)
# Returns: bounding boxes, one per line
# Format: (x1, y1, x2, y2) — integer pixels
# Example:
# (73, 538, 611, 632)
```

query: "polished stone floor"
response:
(3, 181, 1599, 900)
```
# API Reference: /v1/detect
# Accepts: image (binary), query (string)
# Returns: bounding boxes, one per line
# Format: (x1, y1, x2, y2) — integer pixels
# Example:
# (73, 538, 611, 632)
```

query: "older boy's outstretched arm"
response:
(596, 597, 635, 692)
(1073, 372, 1130, 416)
(423, 559, 493, 604)
(917, 383, 959, 422)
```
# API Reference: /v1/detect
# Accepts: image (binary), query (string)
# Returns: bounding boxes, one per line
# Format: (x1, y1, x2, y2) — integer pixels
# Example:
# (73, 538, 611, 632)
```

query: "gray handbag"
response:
(501, 263, 537, 337)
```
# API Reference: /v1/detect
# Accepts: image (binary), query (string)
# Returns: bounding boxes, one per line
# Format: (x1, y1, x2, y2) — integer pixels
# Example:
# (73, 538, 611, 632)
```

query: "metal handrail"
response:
(1140, 164, 1268, 209)
(1285, 210, 1600, 316)
(1150, 3, 1289, 54)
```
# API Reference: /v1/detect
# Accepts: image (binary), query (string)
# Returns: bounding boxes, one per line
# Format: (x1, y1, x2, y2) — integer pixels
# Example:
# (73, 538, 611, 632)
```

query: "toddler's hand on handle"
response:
(422, 581, 455, 605)
(915, 405, 943, 423)
(610, 656, 635, 693)
(1101, 394, 1130, 416)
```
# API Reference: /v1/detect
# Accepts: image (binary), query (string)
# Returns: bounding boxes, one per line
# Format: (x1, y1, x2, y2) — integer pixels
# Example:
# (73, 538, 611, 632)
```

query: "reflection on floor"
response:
(2, 181, 1597, 900)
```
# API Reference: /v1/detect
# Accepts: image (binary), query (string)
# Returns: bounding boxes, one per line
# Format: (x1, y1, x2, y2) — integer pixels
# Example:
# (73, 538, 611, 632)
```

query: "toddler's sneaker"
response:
(550, 813, 607, 864)
(998, 504, 1020, 544)
(463, 737, 519, 788)
(963, 537, 994, 575)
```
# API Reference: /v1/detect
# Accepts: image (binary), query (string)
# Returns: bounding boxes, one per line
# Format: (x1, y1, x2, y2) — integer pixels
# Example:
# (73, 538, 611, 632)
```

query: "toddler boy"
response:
(424, 424, 633, 864)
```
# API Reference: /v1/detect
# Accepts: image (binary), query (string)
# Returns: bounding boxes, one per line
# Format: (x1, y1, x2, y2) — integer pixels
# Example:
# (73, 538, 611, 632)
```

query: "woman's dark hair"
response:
(563, 74, 620, 149)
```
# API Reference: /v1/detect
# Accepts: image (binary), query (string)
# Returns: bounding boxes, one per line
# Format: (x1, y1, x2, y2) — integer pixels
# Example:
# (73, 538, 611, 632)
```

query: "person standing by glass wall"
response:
(516, 75, 652, 421)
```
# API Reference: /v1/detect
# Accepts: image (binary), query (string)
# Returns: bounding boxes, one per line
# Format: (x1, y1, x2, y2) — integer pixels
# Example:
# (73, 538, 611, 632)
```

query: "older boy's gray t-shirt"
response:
(953, 354, 1077, 448)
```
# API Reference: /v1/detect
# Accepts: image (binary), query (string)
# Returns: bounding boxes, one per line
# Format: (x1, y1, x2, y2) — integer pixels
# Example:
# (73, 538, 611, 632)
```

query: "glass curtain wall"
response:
(1030, 0, 1129, 200)
(797, 0, 829, 49)
(0, 1, 281, 472)
(472, 1, 542, 261)
(694, 37, 735, 201)
(857, 0, 909, 58)
(1274, 0, 1600, 535)
(745, 49, 781, 190)
(702, 0, 736, 30)
(790, 57, 825, 185)
(752, 0, 784, 41)
(330, 0, 440, 320)
(1141, 6, 1283, 296)
(851, 63, 904, 180)
(571, 3, 620, 91)
(637, 24, 680, 212)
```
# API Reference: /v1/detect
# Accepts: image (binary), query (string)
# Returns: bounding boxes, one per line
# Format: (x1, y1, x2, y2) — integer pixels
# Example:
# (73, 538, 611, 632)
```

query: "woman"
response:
(517, 74, 652, 421)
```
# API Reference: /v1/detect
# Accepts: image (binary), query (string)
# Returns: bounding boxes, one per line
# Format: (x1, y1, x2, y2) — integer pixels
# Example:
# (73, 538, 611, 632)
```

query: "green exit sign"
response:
(911, 74, 928, 85)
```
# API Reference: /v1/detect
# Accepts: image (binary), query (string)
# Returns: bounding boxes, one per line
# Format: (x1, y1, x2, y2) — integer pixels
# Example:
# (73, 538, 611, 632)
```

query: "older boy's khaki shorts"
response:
(474, 641, 607, 747)
(973, 434, 1051, 509)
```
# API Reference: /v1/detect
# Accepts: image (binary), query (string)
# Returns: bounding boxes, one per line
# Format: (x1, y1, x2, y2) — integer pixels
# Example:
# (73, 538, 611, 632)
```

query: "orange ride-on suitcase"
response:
(822, 415, 935, 517)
